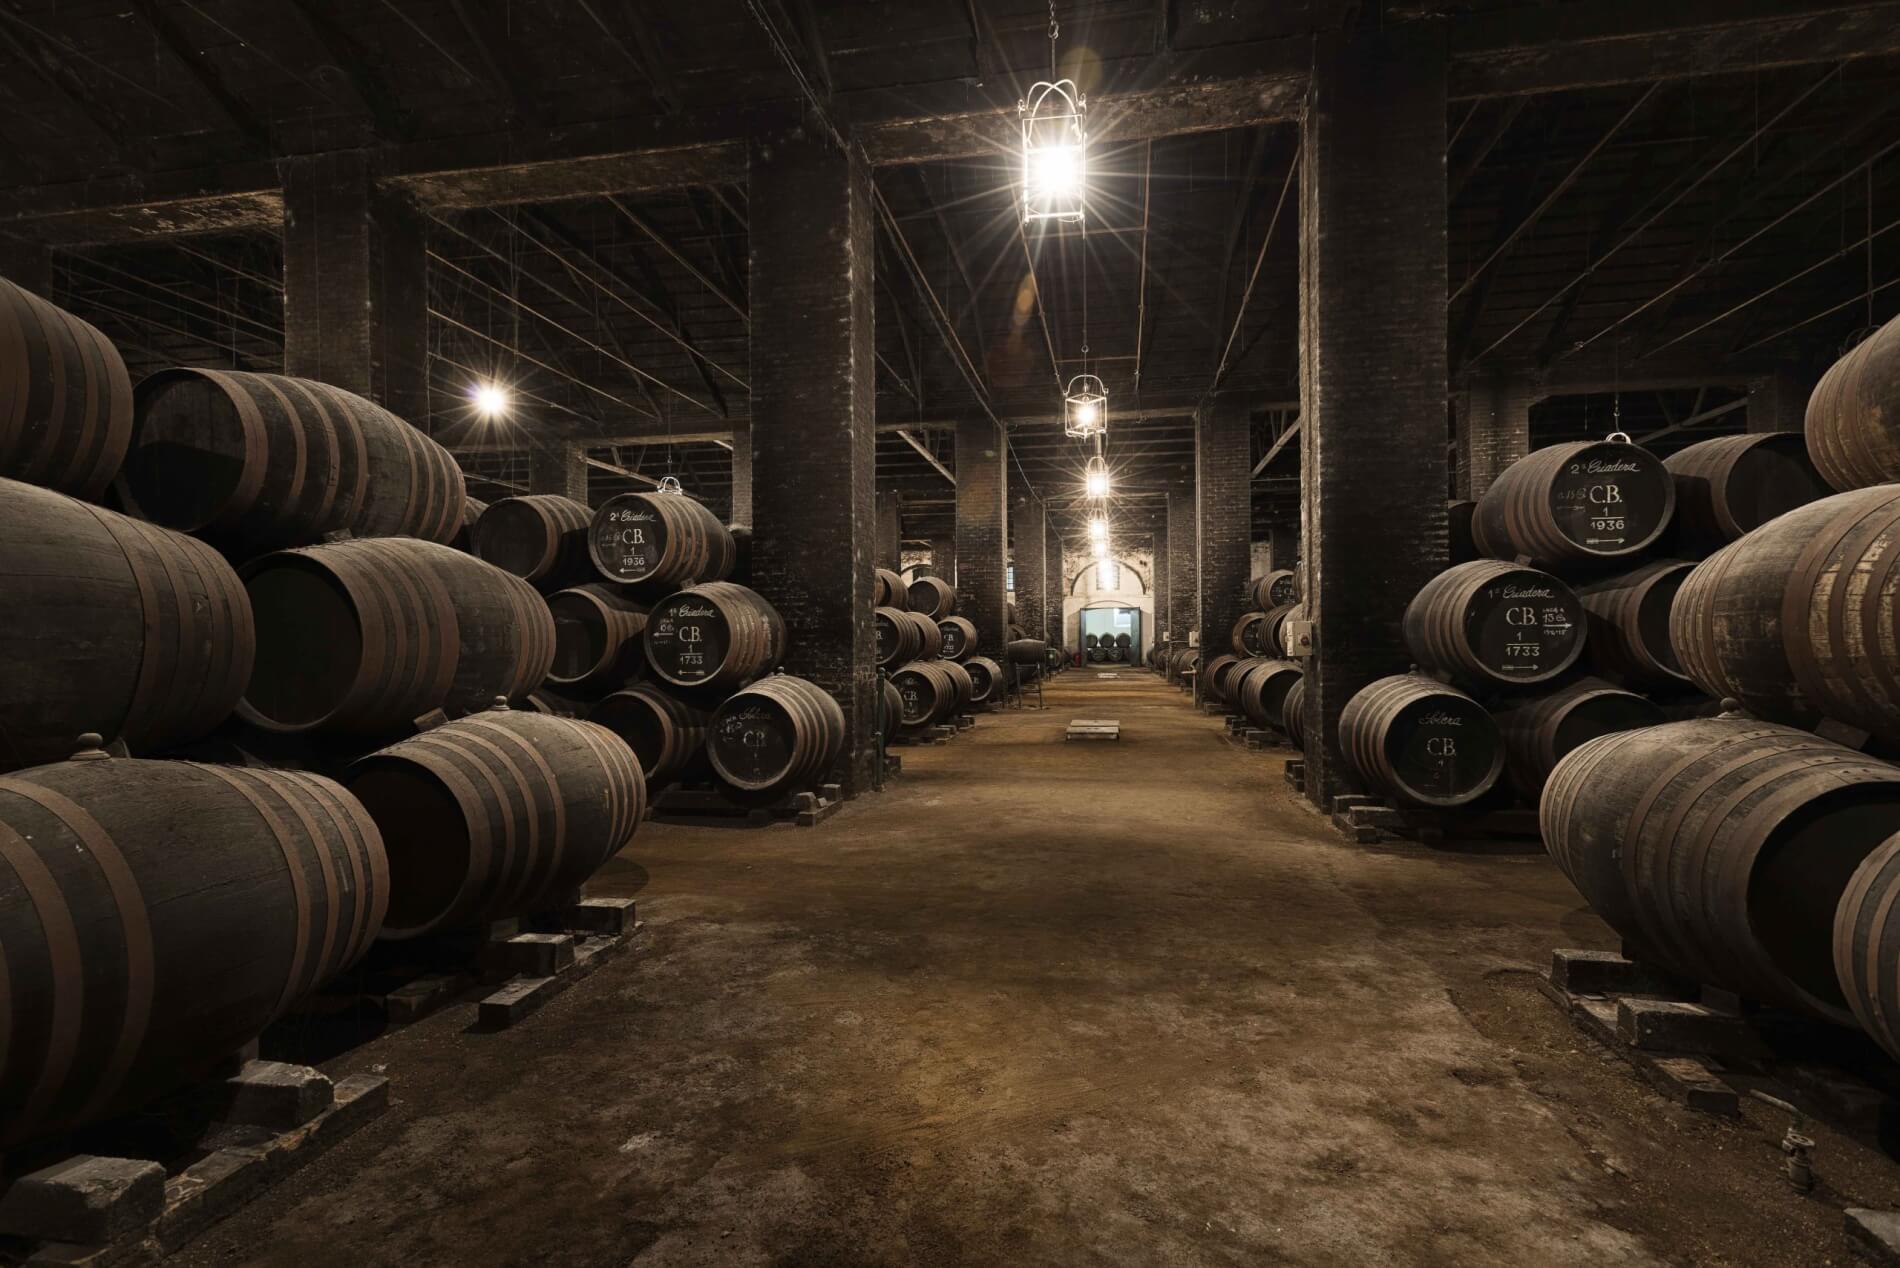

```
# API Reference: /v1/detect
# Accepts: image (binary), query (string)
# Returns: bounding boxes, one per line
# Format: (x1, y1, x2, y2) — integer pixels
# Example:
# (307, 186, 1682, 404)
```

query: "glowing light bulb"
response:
(1091, 539, 1108, 559)
(472, 382, 510, 417)
(1075, 400, 1098, 427)
(1033, 144, 1081, 201)
(1096, 560, 1116, 589)
(1085, 470, 1109, 498)
(1088, 516, 1107, 541)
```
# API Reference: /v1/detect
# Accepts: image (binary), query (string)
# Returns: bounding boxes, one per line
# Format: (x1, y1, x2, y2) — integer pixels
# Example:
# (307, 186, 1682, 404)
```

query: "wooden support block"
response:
(560, 896, 636, 936)
(478, 976, 560, 1028)
(488, 933, 575, 979)
(382, 972, 472, 1023)
(1616, 999, 1767, 1059)
(1548, 949, 1690, 998)
(0, 1157, 166, 1245)
(1846, 1209, 1900, 1267)
(1330, 813, 1383, 844)
(219, 1060, 334, 1131)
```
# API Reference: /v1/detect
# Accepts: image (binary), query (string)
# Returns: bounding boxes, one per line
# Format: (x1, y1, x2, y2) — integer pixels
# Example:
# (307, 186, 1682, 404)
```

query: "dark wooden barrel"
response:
(1262, 604, 1298, 657)
(1085, 633, 1100, 649)
(1542, 718, 1900, 1021)
(939, 660, 975, 712)
(874, 568, 907, 609)
(1806, 315, 1900, 492)
(239, 538, 554, 734)
(875, 606, 924, 667)
(1114, 633, 1131, 649)
(586, 683, 713, 787)
(1664, 433, 1829, 555)
(1402, 559, 1584, 689)
(513, 687, 589, 718)
(1283, 677, 1308, 749)
(1471, 439, 1675, 566)
(1173, 649, 1201, 684)
(1202, 654, 1242, 704)
(1, 478, 253, 772)
(346, 706, 642, 939)
(1670, 486, 1900, 737)
(879, 678, 904, 735)
(892, 660, 960, 728)
(907, 574, 957, 619)
(1234, 659, 1303, 730)
(643, 581, 786, 691)
(450, 496, 489, 553)
(705, 675, 843, 794)
(1492, 676, 1661, 799)
(546, 583, 648, 692)
(1575, 559, 1692, 689)
(938, 615, 977, 660)
(587, 490, 736, 587)
(0, 276, 133, 500)
(1447, 499, 1479, 564)
(1834, 832, 1900, 1063)
(0, 746, 387, 1148)
(116, 368, 463, 551)
(1250, 569, 1298, 610)
(1340, 674, 1502, 808)
(907, 610, 945, 659)
(962, 656, 1003, 703)
(473, 494, 592, 589)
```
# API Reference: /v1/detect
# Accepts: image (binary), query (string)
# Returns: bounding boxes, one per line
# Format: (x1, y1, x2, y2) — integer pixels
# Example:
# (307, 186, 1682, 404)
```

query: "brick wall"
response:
(729, 420, 753, 527)
(1197, 401, 1253, 662)
(1166, 488, 1198, 649)
(930, 535, 958, 589)
(875, 490, 900, 567)
(1747, 371, 1812, 434)
(528, 440, 587, 502)
(1455, 376, 1536, 499)
(1011, 492, 1047, 640)
(955, 416, 1008, 648)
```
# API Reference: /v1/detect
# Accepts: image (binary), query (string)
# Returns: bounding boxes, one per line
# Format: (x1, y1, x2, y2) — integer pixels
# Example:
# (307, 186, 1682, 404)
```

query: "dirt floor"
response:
(174, 670, 1900, 1267)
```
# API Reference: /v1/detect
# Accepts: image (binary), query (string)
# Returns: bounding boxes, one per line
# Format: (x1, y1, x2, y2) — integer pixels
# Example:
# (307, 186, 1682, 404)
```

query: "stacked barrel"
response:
(873, 567, 1008, 735)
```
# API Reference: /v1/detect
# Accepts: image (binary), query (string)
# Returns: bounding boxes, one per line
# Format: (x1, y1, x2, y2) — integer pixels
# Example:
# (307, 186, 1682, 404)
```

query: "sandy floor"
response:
(175, 670, 1900, 1266)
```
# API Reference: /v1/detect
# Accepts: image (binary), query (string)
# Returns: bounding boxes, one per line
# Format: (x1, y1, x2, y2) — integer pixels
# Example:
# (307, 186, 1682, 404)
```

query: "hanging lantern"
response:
(1083, 455, 1109, 500)
(1064, 375, 1107, 439)
(1087, 515, 1107, 542)
(1090, 538, 1108, 560)
(1020, 80, 1088, 226)
(657, 475, 684, 495)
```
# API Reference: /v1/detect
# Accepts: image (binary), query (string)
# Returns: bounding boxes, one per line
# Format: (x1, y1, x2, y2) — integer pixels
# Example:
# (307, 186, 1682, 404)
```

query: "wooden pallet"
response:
(1066, 718, 1121, 742)
(649, 783, 844, 827)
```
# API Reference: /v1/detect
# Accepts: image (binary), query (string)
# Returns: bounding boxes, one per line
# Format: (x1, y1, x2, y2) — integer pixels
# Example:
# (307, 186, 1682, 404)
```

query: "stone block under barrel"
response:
(1402, 560, 1585, 691)
(1339, 674, 1503, 808)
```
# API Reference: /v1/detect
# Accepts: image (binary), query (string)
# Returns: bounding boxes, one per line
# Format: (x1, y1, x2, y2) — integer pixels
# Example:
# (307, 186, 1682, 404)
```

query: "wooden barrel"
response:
(1402, 559, 1584, 689)
(962, 656, 1003, 703)
(879, 678, 904, 735)
(1834, 832, 1900, 1062)
(513, 687, 588, 719)
(1471, 439, 1675, 566)
(546, 583, 648, 692)
(705, 675, 844, 794)
(1340, 674, 1502, 808)
(1806, 315, 1900, 492)
(1283, 678, 1307, 748)
(473, 494, 592, 589)
(587, 490, 736, 587)
(239, 538, 554, 734)
(1, 478, 253, 771)
(1173, 649, 1201, 684)
(938, 615, 977, 660)
(907, 574, 957, 619)
(346, 706, 642, 939)
(1085, 633, 1100, 649)
(450, 496, 489, 553)
(1201, 654, 1242, 704)
(1670, 486, 1900, 737)
(1262, 604, 1298, 657)
(907, 610, 945, 659)
(116, 368, 463, 551)
(1664, 433, 1829, 555)
(1542, 718, 1900, 1021)
(874, 568, 907, 609)
(643, 581, 786, 691)
(1447, 499, 1479, 564)
(1492, 677, 1661, 800)
(875, 606, 924, 667)
(1233, 658, 1303, 730)
(892, 660, 959, 728)
(1250, 569, 1298, 610)
(586, 683, 713, 787)
(1573, 559, 1692, 689)
(0, 746, 387, 1148)
(939, 659, 975, 712)
(0, 276, 133, 500)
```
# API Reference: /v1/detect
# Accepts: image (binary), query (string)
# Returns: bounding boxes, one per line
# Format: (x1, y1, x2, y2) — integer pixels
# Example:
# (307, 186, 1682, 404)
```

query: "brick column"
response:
(1456, 376, 1536, 499)
(749, 132, 877, 793)
(930, 535, 957, 587)
(1747, 371, 1811, 434)
(528, 440, 587, 502)
(1166, 487, 1197, 650)
(729, 420, 753, 527)
(1152, 516, 1170, 645)
(1197, 401, 1253, 665)
(282, 152, 429, 428)
(1045, 514, 1065, 652)
(1300, 22, 1450, 804)
(1012, 490, 1046, 641)
(874, 489, 899, 567)
(955, 416, 1007, 645)
(1266, 522, 1301, 572)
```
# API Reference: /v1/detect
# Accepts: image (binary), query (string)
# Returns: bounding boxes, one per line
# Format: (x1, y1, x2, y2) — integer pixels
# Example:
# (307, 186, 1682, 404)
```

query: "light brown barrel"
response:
(1233, 658, 1303, 730)
(907, 610, 946, 659)
(116, 368, 463, 551)
(345, 706, 642, 939)
(473, 494, 592, 588)
(239, 538, 554, 734)
(706, 674, 845, 794)
(1340, 674, 1502, 808)
(1492, 677, 1661, 800)
(907, 574, 957, 619)
(1402, 559, 1584, 689)
(1575, 559, 1693, 689)
(588, 490, 736, 586)
(643, 581, 786, 691)
(1471, 439, 1675, 566)
(450, 496, 489, 553)
(0, 746, 387, 1148)
(892, 660, 959, 728)
(1, 477, 253, 771)
(962, 656, 1003, 703)
(875, 605, 925, 667)
(0, 276, 133, 500)
(1283, 678, 1307, 748)
(874, 568, 907, 610)
(546, 583, 648, 692)
(1670, 486, 1900, 738)
(1833, 833, 1900, 1062)
(1542, 718, 1900, 1021)
(1664, 433, 1829, 555)
(1806, 315, 1900, 492)
(938, 615, 977, 660)
(1250, 569, 1298, 611)
(586, 683, 713, 787)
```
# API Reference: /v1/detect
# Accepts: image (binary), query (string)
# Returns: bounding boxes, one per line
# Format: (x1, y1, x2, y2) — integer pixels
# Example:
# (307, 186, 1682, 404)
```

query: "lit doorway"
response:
(1080, 607, 1140, 665)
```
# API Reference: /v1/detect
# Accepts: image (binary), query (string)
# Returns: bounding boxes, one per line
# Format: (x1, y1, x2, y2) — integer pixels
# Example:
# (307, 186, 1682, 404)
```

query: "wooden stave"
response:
(1340, 674, 1502, 808)
(1402, 559, 1585, 690)
(891, 660, 958, 728)
(1471, 440, 1675, 565)
(1283, 677, 1308, 748)
(587, 491, 737, 587)
(545, 583, 649, 692)
(706, 674, 844, 794)
(1575, 559, 1694, 689)
(1833, 832, 1900, 1063)
(0, 752, 388, 1148)
(906, 574, 957, 620)
(938, 659, 975, 712)
(1201, 654, 1242, 704)
(1250, 569, 1299, 611)
(905, 610, 945, 660)
(586, 682, 714, 787)
(1230, 611, 1268, 657)
(873, 568, 908, 610)
(938, 615, 978, 661)
(1663, 433, 1829, 554)
(0, 276, 134, 500)
(962, 656, 1003, 703)
(642, 581, 787, 692)
(1492, 676, 1662, 800)
(874, 605, 924, 667)
(473, 494, 593, 588)
(1233, 658, 1302, 730)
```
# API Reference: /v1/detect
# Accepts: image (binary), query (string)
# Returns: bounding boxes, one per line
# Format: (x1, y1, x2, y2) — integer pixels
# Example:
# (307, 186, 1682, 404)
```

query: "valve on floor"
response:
(1749, 1090, 1816, 1193)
